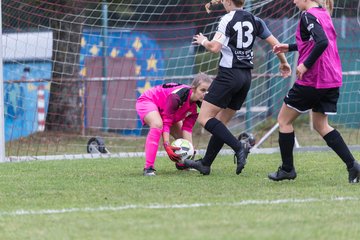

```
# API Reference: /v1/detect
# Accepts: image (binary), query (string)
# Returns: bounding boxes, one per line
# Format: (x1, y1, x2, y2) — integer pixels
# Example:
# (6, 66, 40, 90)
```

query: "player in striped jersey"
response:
(184, 0, 291, 175)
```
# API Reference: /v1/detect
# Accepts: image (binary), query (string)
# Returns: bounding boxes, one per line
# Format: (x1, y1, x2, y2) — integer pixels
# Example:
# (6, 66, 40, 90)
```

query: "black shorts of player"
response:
(204, 67, 251, 110)
(284, 83, 339, 114)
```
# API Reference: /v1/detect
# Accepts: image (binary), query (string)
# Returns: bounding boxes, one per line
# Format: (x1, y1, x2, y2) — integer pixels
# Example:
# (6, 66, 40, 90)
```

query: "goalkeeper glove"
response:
(163, 142, 181, 162)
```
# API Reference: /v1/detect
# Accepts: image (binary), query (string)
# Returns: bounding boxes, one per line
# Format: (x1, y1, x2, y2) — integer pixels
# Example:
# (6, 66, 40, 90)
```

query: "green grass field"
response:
(1, 151, 360, 239)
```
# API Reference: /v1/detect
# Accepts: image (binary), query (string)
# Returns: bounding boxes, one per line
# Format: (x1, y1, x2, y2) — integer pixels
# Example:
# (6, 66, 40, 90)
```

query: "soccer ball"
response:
(171, 138, 194, 163)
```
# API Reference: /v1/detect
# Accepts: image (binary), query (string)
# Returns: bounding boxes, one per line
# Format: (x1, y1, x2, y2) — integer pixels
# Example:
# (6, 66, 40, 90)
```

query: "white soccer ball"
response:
(171, 138, 194, 163)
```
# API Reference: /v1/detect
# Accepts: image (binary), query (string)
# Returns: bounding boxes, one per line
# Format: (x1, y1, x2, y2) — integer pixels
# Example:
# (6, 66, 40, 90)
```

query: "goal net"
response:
(1, 0, 359, 161)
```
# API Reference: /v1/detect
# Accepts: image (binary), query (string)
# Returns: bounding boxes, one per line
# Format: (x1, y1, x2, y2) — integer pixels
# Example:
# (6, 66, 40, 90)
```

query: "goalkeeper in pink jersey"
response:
(268, 0, 360, 183)
(136, 73, 212, 176)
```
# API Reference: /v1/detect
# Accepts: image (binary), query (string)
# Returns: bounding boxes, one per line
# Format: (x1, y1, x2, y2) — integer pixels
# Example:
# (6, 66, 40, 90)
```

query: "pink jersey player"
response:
(136, 73, 212, 176)
(269, 0, 360, 183)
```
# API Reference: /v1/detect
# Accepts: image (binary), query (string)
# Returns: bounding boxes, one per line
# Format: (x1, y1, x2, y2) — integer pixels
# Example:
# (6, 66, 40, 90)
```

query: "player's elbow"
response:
(207, 44, 221, 53)
(205, 41, 222, 53)
(318, 39, 329, 52)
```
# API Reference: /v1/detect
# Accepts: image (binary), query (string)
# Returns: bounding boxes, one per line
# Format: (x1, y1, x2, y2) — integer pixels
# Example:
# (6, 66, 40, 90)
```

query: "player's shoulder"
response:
(173, 86, 191, 104)
(220, 10, 236, 24)
(301, 10, 318, 23)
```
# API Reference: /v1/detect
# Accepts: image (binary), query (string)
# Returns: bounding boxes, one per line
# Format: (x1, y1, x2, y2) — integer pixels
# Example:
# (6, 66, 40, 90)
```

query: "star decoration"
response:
(147, 54, 157, 72)
(135, 65, 141, 75)
(125, 50, 134, 58)
(27, 83, 37, 91)
(137, 80, 152, 94)
(89, 45, 99, 56)
(132, 37, 142, 52)
(81, 37, 86, 47)
(80, 67, 87, 77)
(110, 48, 119, 58)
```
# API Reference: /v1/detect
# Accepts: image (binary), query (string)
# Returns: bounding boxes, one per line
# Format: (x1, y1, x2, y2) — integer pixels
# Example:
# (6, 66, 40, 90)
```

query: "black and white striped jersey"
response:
(215, 10, 272, 69)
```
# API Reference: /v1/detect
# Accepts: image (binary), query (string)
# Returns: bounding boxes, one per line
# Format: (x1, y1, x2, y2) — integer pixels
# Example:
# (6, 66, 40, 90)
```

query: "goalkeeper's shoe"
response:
(268, 167, 297, 181)
(348, 161, 360, 183)
(184, 159, 210, 175)
(234, 141, 249, 175)
(143, 166, 156, 176)
(175, 162, 189, 171)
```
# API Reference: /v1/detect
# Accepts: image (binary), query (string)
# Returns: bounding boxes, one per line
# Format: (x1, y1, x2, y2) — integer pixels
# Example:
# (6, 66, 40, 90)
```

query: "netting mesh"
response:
(1, 0, 360, 159)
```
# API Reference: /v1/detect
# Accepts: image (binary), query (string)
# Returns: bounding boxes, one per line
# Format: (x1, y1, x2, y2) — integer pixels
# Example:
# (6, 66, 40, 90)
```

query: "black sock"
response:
(201, 135, 224, 166)
(204, 118, 240, 152)
(323, 129, 355, 169)
(279, 131, 295, 172)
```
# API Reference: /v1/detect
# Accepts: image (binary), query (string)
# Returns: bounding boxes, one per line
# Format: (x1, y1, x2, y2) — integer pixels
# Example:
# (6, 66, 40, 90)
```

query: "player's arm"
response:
(301, 13, 329, 69)
(256, 16, 291, 78)
(162, 95, 182, 161)
(181, 113, 197, 157)
(162, 93, 181, 143)
(266, 35, 291, 78)
(265, 35, 288, 65)
(193, 32, 223, 53)
(181, 131, 192, 144)
(193, 13, 228, 53)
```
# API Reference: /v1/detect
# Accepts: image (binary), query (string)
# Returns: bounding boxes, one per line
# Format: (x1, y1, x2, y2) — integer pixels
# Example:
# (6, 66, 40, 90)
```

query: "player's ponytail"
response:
(313, 0, 334, 15)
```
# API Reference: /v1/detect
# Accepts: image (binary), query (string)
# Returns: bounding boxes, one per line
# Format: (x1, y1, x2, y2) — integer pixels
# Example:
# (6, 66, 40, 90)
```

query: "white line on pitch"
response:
(0, 197, 358, 217)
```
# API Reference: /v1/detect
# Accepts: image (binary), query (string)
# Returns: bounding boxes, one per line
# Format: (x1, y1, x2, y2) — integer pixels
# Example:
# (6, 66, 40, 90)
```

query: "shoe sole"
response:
(185, 160, 210, 175)
(143, 173, 156, 176)
(268, 177, 296, 181)
(268, 174, 296, 181)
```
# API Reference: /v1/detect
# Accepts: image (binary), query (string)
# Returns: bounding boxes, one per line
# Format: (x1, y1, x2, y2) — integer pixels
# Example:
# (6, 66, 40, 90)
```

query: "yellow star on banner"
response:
(147, 54, 157, 72)
(135, 65, 141, 75)
(132, 37, 142, 52)
(125, 50, 134, 58)
(27, 83, 37, 91)
(110, 48, 119, 58)
(89, 45, 99, 56)
(137, 80, 152, 94)
(81, 37, 86, 47)
(80, 67, 87, 77)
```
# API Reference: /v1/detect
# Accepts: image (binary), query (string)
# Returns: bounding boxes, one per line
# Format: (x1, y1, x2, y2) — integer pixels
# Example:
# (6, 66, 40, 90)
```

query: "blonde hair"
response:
(191, 73, 213, 88)
(313, 0, 334, 15)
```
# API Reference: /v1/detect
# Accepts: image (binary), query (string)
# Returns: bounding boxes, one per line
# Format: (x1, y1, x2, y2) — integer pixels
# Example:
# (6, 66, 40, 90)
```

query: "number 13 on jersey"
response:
(233, 21, 254, 48)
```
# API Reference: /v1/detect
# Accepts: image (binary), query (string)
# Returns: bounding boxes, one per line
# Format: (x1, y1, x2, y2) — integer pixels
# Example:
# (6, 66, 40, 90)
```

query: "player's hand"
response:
(279, 62, 291, 78)
(205, 0, 221, 14)
(273, 44, 289, 54)
(296, 63, 308, 80)
(205, 2, 212, 13)
(192, 33, 208, 46)
(163, 142, 181, 162)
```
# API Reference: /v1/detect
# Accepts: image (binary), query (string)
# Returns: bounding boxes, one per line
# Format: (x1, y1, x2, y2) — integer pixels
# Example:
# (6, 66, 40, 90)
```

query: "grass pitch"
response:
(0, 151, 359, 240)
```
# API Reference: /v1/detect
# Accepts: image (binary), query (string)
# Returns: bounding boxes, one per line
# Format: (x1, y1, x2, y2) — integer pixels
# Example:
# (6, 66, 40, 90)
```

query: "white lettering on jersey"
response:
(307, 23, 314, 32)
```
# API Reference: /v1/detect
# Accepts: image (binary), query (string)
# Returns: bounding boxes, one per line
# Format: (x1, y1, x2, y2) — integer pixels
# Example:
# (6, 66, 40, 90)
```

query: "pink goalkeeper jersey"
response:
(136, 83, 198, 133)
(296, 7, 342, 88)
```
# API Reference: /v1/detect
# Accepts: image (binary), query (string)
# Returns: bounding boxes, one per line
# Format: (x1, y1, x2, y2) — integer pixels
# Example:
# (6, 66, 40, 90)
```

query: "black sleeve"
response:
(301, 13, 328, 69)
(288, 43, 298, 52)
(254, 16, 272, 39)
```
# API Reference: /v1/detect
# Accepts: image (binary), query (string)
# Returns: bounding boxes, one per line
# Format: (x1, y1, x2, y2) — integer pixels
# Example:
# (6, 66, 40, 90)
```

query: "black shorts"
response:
(284, 83, 339, 114)
(204, 67, 251, 110)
